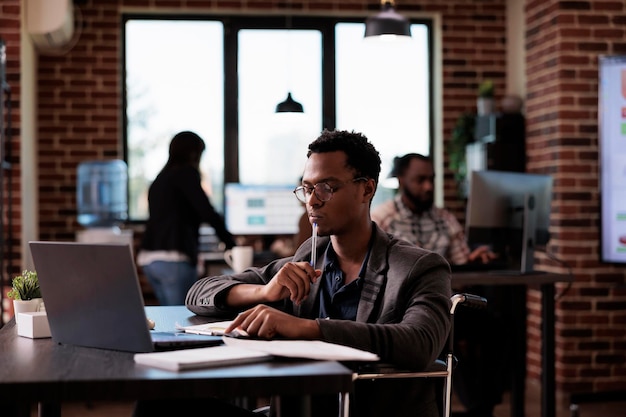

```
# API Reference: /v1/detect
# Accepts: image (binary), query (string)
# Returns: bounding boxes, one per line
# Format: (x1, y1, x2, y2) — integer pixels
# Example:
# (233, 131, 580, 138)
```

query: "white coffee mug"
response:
(224, 246, 254, 273)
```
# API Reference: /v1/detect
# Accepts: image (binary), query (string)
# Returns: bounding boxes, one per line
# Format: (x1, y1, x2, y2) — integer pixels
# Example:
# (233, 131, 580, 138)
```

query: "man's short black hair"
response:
(390, 153, 431, 178)
(307, 129, 381, 184)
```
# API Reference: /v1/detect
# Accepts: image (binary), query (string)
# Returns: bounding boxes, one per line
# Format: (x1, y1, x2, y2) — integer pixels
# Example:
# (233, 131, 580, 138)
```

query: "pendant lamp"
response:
(275, 2, 304, 114)
(365, 0, 411, 38)
(276, 92, 304, 113)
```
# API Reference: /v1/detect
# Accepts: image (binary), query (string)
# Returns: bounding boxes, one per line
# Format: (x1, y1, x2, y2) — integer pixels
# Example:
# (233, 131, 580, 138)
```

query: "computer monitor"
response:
(466, 170, 553, 274)
(224, 183, 304, 236)
(598, 55, 626, 264)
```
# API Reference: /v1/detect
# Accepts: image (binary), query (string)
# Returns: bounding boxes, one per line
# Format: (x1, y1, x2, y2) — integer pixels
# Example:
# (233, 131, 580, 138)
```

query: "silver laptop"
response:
(29, 241, 223, 353)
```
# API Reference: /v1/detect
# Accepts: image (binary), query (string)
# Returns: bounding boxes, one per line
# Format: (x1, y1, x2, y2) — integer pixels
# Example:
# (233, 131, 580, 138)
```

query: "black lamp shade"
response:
(275, 92, 304, 113)
(365, 1, 411, 38)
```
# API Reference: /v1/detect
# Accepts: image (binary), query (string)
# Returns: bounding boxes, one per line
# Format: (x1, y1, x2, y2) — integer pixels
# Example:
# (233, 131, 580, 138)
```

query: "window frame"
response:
(122, 14, 434, 222)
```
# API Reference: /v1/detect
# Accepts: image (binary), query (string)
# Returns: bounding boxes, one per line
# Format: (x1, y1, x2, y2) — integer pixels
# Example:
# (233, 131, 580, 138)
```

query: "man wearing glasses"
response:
(185, 129, 451, 417)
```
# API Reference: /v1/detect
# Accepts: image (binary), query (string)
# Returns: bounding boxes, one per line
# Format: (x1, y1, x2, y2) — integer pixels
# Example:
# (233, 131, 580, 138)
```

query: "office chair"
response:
(347, 293, 488, 417)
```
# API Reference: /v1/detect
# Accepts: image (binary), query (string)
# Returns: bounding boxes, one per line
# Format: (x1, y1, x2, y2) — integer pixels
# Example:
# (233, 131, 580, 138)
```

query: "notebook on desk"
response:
(29, 241, 223, 353)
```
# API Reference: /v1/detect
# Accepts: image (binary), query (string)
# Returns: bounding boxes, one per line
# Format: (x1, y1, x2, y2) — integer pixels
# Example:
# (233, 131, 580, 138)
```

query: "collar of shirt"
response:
(317, 225, 374, 320)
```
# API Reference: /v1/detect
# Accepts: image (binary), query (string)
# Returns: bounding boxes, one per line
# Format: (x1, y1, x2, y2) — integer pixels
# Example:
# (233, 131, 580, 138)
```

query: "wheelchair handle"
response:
(450, 293, 488, 314)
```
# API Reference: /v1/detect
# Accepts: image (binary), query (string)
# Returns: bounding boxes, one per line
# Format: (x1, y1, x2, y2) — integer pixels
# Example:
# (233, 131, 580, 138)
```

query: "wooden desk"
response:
(452, 272, 573, 417)
(0, 306, 353, 417)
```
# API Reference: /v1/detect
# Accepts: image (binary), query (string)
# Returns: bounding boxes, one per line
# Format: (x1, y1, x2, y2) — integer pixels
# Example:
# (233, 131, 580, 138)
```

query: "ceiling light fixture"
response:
(364, 0, 411, 39)
(276, 92, 304, 113)
(275, 2, 304, 113)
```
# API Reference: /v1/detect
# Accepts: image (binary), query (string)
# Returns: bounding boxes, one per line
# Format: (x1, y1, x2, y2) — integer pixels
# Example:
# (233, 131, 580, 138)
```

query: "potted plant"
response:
(449, 113, 476, 197)
(7, 270, 43, 325)
(477, 79, 495, 115)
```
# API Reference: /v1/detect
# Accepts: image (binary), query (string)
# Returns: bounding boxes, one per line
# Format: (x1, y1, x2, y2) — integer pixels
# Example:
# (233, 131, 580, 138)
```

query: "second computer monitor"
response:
(224, 183, 304, 236)
(466, 170, 553, 274)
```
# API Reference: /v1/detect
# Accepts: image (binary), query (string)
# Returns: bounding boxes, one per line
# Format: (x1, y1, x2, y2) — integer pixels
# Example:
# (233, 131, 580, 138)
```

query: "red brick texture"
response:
(0, 0, 22, 325)
(525, 0, 626, 396)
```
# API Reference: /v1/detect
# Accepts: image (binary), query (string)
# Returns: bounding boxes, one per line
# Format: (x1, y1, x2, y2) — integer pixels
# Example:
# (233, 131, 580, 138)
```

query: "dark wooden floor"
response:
(30, 380, 625, 417)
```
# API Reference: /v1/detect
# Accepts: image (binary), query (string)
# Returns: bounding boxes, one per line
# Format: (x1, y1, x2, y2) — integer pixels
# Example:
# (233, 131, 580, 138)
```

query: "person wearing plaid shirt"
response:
(372, 153, 507, 417)
(371, 153, 493, 265)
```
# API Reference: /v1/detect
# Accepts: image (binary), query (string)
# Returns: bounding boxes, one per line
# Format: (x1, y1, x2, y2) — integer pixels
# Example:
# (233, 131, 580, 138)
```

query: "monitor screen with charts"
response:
(224, 183, 304, 235)
(599, 55, 626, 264)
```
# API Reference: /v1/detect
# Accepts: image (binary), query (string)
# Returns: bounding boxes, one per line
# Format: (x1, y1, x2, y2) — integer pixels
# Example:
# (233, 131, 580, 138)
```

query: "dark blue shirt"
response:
(317, 242, 372, 320)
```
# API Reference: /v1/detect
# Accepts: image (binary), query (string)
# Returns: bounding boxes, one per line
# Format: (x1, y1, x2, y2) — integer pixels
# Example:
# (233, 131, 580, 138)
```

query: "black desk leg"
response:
(510, 285, 527, 417)
(38, 401, 61, 417)
(541, 283, 556, 417)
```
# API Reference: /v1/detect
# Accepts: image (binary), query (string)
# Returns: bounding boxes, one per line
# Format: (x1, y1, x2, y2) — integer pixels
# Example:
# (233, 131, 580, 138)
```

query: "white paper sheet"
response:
(223, 337, 380, 362)
(134, 345, 272, 371)
(177, 320, 234, 336)
(177, 320, 249, 338)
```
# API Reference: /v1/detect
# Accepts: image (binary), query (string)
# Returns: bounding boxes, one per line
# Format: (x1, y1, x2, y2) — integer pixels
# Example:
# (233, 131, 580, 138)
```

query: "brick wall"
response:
(525, 0, 626, 396)
(0, 0, 22, 323)
(1, 0, 624, 399)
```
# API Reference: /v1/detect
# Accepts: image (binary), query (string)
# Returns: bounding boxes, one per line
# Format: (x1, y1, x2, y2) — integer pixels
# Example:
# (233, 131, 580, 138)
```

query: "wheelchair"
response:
(346, 293, 488, 417)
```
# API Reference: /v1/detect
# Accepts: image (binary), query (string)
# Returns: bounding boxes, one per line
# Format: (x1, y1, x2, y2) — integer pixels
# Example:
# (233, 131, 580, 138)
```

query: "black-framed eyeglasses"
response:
(293, 177, 368, 204)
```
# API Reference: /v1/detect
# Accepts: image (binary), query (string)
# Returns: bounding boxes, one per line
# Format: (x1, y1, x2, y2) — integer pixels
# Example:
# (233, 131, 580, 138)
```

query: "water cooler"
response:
(75, 160, 133, 246)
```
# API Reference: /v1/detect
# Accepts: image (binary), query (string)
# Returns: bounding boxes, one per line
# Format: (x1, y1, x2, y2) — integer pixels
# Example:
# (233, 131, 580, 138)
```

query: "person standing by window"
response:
(137, 131, 236, 305)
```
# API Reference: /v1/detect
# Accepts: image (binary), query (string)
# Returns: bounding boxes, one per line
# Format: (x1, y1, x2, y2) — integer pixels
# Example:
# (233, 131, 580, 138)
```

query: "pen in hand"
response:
(311, 222, 317, 267)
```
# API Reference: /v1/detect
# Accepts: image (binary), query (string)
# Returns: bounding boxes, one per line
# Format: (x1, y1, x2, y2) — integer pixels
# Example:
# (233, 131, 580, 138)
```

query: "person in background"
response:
(371, 153, 508, 417)
(371, 153, 494, 265)
(137, 131, 236, 306)
(185, 129, 452, 417)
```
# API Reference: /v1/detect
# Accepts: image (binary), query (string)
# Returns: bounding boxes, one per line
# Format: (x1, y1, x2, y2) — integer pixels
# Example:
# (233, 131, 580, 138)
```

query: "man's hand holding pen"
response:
(224, 222, 322, 339)
(262, 261, 321, 305)
(260, 222, 321, 306)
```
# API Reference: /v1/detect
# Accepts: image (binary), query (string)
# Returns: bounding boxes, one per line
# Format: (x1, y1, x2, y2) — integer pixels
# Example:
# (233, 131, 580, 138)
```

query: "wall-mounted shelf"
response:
(468, 113, 526, 173)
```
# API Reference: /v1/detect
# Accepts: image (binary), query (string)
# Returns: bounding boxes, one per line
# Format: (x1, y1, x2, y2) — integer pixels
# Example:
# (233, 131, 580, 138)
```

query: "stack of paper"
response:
(134, 335, 380, 372)
(134, 345, 271, 371)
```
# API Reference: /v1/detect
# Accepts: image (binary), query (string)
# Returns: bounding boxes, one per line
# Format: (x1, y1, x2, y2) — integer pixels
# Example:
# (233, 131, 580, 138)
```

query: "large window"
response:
(124, 20, 224, 219)
(124, 16, 432, 221)
(335, 23, 431, 206)
(238, 29, 322, 186)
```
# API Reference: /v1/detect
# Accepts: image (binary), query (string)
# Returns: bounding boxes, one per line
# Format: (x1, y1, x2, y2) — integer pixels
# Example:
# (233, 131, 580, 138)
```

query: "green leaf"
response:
(8, 270, 41, 300)
(449, 113, 476, 197)
(478, 80, 494, 98)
